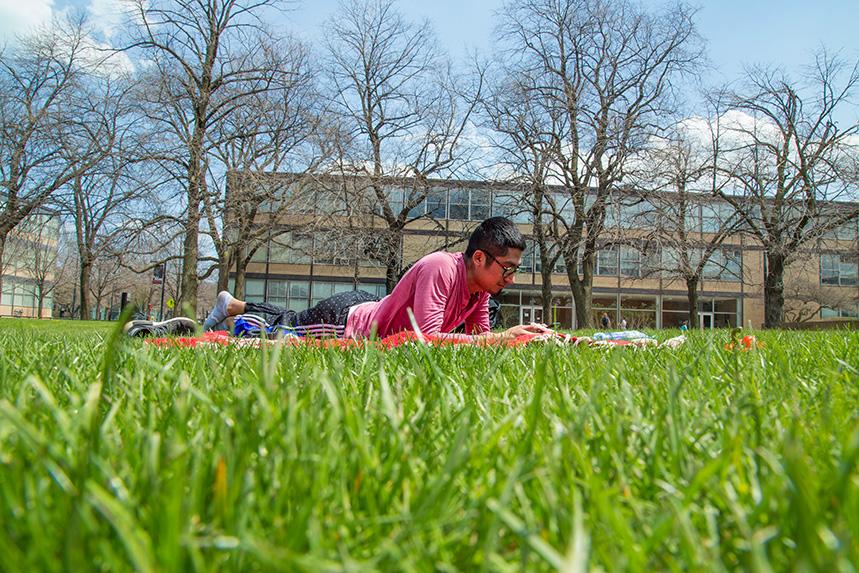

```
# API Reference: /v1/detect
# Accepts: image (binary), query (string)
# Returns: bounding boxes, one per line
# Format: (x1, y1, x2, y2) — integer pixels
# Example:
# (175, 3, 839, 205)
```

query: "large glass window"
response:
(821, 254, 858, 286)
(534, 243, 567, 274)
(603, 199, 619, 228)
(550, 193, 575, 224)
(358, 282, 387, 298)
(245, 279, 265, 303)
(701, 202, 736, 233)
(286, 281, 308, 311)
(620, 296, 657, 328)
(519, 241, 535, 273)
(387, 186, 405, 215)
(684, 204, 701, 233)
(267, 280, 287, 307)
(824, 221, 858, 241)
(281, 182, 316, 215)
(448, 188, 469, 220)
(261, 279, 311, 310)
(1, 279, 15, 306)
(492, 191, 530, 224)
(596, 246, 618, 276)
(619, 245, 642, 277)
(426, 188, 448, 219)
(590, 296, 618, 326)
(311, 282, 335, 306)
(619, 199, 657, 229)
(703, 248, 742, 281)
(821, 305, 859, 318)
(250, 243, 268, 263)
(405, 188, 427, 218)
(267, 232, 313, 264)
(316, 187, 347, 215)
(470, 189, 491, 221)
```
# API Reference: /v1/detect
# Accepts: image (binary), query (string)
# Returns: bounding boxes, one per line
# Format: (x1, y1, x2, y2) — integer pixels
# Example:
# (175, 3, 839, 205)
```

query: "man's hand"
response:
(497, 323, 555, 340)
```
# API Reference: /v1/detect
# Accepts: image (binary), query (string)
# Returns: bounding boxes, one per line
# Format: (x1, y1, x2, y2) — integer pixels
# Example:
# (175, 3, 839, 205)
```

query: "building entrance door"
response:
(700, 312, 714, 329)
(521, 306, 544, 325)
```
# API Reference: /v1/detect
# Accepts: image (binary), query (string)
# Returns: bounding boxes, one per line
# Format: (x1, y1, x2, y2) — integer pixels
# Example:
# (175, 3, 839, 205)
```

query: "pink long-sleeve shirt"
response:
(344, 251, 490, 339)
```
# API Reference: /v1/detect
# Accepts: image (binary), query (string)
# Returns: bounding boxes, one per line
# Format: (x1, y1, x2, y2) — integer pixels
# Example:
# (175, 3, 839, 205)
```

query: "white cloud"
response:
(86, 0, 126, 39)
(0, 0, 55, 44)
(80, 35, 136, 76)
(0, 0, 134, 75)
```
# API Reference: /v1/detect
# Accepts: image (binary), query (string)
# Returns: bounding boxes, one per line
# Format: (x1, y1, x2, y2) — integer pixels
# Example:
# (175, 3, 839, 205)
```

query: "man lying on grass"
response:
(196, 217, 552, 342)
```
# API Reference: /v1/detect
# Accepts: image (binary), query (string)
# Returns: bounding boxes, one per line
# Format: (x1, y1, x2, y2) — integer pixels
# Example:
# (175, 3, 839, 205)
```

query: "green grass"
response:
(1, 319, 858, 572)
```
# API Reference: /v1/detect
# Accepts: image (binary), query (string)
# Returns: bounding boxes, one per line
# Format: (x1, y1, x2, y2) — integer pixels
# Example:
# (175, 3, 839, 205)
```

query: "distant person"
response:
(680, 320, 689, 333)
(600, 312, 611, 330)
(620, 317, 627, 330)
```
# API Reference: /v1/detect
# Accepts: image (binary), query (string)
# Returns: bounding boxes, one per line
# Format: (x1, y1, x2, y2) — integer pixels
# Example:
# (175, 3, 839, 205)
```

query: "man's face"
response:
(474, 248, 522, 295)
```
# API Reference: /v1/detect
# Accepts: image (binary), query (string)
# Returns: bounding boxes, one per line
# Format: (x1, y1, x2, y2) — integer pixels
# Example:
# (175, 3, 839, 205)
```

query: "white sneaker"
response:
(126, 317, 197, 338)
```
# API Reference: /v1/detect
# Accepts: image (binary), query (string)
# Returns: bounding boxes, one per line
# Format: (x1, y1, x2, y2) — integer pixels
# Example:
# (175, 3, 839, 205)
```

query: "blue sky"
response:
(287, 0, 859, 83)
(2, 0, 858, 89)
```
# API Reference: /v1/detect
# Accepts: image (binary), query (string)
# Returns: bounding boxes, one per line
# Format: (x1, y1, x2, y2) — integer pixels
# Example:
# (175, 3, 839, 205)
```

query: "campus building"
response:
(232, 175, 859, 329)
(0, 210, 60, 318)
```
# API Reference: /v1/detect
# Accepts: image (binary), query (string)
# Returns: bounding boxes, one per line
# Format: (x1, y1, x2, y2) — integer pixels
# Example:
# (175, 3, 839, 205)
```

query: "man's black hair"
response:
(465, 217, 526, 259)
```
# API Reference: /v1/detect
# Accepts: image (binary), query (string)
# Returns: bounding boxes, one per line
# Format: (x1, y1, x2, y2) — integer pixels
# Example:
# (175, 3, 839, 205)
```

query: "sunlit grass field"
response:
(1, 318, 858, 571)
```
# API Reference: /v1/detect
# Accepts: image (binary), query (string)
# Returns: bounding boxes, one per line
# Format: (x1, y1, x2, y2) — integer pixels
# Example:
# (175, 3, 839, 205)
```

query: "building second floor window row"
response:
(821, 304, 859, 319)
(821, 254, 859, 286)
(250, 227, 858, 287)
(271, 183, 807, 235)
(237, 277, 387, 309)
(486, 241, 743, 282)
(251, 231, 387, 268)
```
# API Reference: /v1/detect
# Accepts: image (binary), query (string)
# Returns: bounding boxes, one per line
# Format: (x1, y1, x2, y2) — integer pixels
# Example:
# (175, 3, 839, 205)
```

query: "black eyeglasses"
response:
(484, 251, 519, 278)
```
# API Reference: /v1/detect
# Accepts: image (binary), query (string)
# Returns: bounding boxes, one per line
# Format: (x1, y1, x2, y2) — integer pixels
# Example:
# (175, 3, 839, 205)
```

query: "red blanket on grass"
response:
(144, 330, 578, 349)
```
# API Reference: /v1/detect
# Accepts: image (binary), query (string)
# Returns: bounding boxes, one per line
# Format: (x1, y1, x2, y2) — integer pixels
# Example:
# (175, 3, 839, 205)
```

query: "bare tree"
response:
(480, 69, 565, 322)
(324, 0, 482, 292)
(714, 52, 859, 327)
(53, 72, 153, 319)
(497, 0, 702, 326)
(201, 36, 323, 298)
(627, 123, 742, 327)
(0, 17, 105, 298)
(86, 252, 123, 319)
(124, 0, 293, 316)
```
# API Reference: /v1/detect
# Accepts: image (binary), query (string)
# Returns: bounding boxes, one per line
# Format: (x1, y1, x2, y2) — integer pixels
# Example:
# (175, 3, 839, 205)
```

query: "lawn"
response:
(1, 319, 858, 571)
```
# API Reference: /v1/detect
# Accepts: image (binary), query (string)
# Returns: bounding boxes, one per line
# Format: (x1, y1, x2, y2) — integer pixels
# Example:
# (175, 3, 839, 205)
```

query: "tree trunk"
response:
(179, 144, 203, 317)
(0, 234, 6, 300)
(79, 261, 91, 320)
(216, 257, 231, 293)
(685, 275, 699, 328)
(538, 238, 553, 324)
(534, 214, 553, 324)
(234, 259, 247, 300)
(384, 230, 403, 294)
(352, 253, 361, 290)
(540, 272, 553, 326)
(36, 288, 44, 319)
(179, 197, 200, 317)
(385, 262, 398, 295)
(567, 250, 594, 328)
(764, 252, 786, 328)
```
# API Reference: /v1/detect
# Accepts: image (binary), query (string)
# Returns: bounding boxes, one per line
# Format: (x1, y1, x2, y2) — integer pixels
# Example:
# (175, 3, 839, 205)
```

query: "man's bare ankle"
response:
(227, 300, 244, 316)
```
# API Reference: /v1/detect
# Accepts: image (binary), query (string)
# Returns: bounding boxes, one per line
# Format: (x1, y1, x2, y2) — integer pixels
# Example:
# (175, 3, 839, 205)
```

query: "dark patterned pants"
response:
(244, 289, 380, 330)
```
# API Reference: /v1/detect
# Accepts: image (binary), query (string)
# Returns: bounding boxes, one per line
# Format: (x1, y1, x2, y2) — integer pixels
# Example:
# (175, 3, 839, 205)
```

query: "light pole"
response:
(159, 265, 166, 320)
